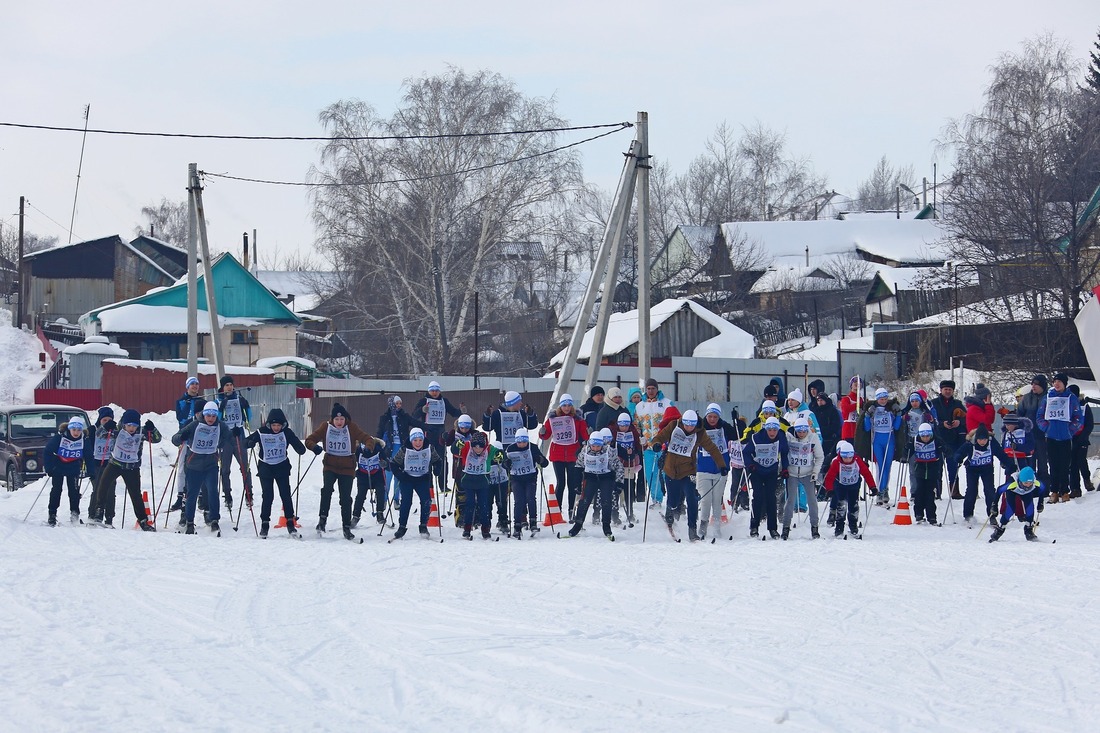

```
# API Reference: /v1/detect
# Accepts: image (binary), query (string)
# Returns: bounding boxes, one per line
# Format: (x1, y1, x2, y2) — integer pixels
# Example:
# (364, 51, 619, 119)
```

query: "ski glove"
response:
(779, 468, 789, 479)
(720, 467, 729, 477)
(312, 445, 323, 455)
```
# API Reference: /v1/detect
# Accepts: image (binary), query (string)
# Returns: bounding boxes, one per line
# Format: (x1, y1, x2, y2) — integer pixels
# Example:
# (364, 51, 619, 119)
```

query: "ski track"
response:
(1, 413, 1098, 731)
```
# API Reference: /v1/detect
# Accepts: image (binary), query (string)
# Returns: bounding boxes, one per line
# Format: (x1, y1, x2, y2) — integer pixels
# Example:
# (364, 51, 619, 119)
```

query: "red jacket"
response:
(965, 398, 995, 433)
(839, 391, 860, 440)
(824, 455, 877, 490)
(538, 410, 589, 463)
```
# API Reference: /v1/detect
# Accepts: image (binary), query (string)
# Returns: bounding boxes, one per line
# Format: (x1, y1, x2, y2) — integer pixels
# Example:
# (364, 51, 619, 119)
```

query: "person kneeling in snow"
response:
(304, 403, 374, 541)
(245, 408, 308, 538)
(172, 402, 233, 535)
(989, 466, 1048, 542)
(823, 441, 877, 538)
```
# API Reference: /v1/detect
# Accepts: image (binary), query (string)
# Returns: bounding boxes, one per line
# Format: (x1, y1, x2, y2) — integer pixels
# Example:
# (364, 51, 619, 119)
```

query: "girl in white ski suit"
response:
(782, 417, 824, 538)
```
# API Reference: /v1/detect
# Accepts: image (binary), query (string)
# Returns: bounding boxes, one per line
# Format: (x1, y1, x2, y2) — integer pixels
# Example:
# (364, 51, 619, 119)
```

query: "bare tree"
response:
(739, 123, 827, 221)
(0, 225, 55, 264)
(855, 156, 917, 211)
(134, 197, 191, 245)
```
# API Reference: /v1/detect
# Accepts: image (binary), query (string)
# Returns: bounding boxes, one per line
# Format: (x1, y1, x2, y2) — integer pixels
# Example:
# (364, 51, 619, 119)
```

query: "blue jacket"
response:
(44, 429, 93, 477)
(742, 430, 789, 475)
(1036, 388, 1081, 441)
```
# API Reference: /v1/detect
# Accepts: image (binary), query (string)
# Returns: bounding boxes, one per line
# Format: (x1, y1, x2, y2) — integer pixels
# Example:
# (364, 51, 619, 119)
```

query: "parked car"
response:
(1, 404, 89, 490)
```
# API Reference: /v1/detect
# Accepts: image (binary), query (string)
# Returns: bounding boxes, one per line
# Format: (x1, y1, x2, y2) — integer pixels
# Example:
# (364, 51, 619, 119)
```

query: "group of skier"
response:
(37, 369, 1094, 544)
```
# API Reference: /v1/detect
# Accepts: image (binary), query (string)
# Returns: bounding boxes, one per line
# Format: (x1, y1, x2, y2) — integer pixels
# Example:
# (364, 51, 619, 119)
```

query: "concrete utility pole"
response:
(17, 195, 25, 328)
(635, 111, 652, 390)
(186, 166, 199, 379)
(189, 165, 225, 380)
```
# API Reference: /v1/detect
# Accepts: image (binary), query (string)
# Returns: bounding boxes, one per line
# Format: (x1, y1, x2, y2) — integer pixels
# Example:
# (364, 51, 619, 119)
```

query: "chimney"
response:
(242, 232, 249, 269)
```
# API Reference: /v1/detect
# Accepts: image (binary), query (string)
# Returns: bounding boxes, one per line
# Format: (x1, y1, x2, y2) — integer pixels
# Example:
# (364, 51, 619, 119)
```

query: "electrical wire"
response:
(0, 119, 632, 142)
(199, 125, 632, 187)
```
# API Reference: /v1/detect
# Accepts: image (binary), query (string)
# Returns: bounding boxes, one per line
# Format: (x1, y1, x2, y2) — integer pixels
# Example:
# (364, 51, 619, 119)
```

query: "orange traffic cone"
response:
(892, 484, 913, 525)
(426, 488, 442, 528)
(274, 515, 301, 529)
(134, 491, 153, 528)
(543, 483, 566, 526)
(720, 499, 729, 524)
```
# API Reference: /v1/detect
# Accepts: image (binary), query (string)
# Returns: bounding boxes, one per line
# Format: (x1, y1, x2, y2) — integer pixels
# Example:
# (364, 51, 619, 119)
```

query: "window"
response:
(231, 330, 259, 345)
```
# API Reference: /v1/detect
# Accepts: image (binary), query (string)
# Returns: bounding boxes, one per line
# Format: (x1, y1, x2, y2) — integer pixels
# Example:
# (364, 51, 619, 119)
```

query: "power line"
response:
(0, 119, 632, 142)
(199, 126, 632, 188)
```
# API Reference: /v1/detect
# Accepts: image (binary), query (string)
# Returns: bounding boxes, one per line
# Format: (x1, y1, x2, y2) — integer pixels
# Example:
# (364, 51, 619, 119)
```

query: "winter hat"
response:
(1032, 374, 1048, 390)
(763, 383, 779, 399)
(792, 417, 810, 432)
(456, 414, 474, 429)
(1052, 373, 1069, 387)
(331, 402, 350, 420)
(409, 428, 425, 442)
(590, 386, 605, 398)
(1018, 466, 1036, 484)
(388, 395, 402, 410)
(875, 388, 889, 400)
(662, 405, 681, 422)
(427, 380, 442, 392)
(788, 389, 803, 404)
(470, 432, 487, 447)
(917, 389, 929, 402)
(763, 417, 781, 430)
(492, 440, 503, 451)
(185, 376, 200, 389)
(808, 379, 826, 396)
(761, 400, 777, 414)
(514, 428, 529, 443)
(939, 380, 956, 389)
(503, 390, 522, 407)
(220, 375, 234, 388)
(202, 402, 219, 416)
(67, 416, 86, 432)
(706, 403, 722, 417)
(266, 408, 288, 426)
(97, 406, 114, 421)
(973, 424, 989, 441)
(1068, 384, 1080, 397)
(973, 383, 991, 400)
(849, 375, 860, 387)
(644, 378, 659, 389)
(837, 440, 855, 457)
(559, 393, 574, 406)
(599, 427, 614, 442)
(121, 409, 141, 426)
(607, 387, 623, 401)
(588, 433, 605, 447)
(617, 412, 632, 425)
(909, 392, 922, 403)
(918, 423, 933, 437)
(681, 410, 699, 426)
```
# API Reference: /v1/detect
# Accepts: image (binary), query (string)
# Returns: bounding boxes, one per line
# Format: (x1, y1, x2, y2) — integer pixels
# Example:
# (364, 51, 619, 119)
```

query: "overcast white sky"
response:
(1, 1, 1097, 264)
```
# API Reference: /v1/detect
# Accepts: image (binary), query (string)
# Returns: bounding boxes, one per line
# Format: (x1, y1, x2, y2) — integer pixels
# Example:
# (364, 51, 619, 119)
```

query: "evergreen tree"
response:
(1086, 27, 1100, 95)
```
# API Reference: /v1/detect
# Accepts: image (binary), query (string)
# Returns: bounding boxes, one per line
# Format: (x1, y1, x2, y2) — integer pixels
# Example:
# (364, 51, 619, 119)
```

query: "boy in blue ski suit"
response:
(989, 466, 1047, 542)
(862, 388, 902, 504)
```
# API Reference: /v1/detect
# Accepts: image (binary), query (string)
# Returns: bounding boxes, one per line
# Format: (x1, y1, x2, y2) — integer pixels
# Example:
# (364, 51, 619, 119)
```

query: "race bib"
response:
(463, 448, 489, 475)
(508, 448, 535, 476)
(753, 440, 779, 468)
(705, 428, 728, 456)
(667, 427, 697, 457)
(259, 432, 287, 465)
(325, 424, 352, 457)
(1044, 396, 1070, 422)
(728, 440, 745, 469)
(358, 452, 381, 473)
(616, 430, 635, 448)
(970, 447, 992, 467)
(913, 440, 938, 462)
(838, 461, 860, 484)
(549, 416, 577, 445)
(404, 448, 431, 477)
(191, 423, 220, 455)
(93, 435, 110, 461)
(112, 431, 142, 463)
(873, 409, 893, 432)
(58, 436, 84, 462)
(425, 398, 446, 425)
(1006, 429, 1026, 447)
(789, 440, 813, 468)
(499, 411, 523, 444)
(489, 463, 508, 484)
(583, 450, 610, 474)
(222, 397, 243, 428)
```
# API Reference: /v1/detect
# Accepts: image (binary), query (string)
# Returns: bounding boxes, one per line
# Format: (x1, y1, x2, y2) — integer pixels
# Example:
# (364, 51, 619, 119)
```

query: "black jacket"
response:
(929, 394, 966, 446)
(412, 395, 462, 435)
(377, 408, 428, 450)
(245, 426, 306, 477)
(810, 395, 842, 456)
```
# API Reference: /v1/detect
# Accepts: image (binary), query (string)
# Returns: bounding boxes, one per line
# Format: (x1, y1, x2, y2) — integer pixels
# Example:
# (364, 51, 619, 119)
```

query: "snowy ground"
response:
(2, 408, 1100, 731)
(0, 308, 49, 403)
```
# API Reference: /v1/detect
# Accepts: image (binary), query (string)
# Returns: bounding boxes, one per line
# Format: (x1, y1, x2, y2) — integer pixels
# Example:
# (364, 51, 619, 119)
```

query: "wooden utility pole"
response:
(17, 196, 25, 328)
(190, 165, 225, 380)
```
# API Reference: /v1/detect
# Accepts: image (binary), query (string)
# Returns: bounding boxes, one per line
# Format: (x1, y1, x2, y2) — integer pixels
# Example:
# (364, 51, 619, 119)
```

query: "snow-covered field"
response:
(2, 408, 1099, 732)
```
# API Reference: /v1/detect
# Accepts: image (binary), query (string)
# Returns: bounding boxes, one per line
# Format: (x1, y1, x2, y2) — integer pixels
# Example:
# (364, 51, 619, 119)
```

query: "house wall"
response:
(31, 277, 116, 325)
(113, 242, 175, 302)
(217, 324, 299, 366)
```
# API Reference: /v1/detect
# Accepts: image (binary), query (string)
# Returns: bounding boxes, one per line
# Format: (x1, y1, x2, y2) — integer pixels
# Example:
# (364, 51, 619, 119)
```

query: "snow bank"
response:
(254, 355, 316, 370)
(0, 308, 49, 404)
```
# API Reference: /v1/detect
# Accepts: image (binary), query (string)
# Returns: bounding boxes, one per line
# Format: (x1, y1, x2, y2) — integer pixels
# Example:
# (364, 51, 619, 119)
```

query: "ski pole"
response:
(154, 444, 182, 523)
(292, 452, 319, 518)
(377, 486, 396, 536)
(642, 476, 650, 542)
(21, 475, 50, 523)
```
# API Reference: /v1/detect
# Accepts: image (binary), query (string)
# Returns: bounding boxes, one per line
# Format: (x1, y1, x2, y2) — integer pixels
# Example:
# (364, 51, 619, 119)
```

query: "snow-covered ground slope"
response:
(2, 410, 1099, 731)
(0, 309, 48, 403)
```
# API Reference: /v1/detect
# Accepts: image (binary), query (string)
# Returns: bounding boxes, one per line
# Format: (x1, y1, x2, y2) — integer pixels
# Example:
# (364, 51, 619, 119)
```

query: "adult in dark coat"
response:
(928, 379, 966, 498)
(1017, 374, 1049, 483)
(579, 386, 605, 432)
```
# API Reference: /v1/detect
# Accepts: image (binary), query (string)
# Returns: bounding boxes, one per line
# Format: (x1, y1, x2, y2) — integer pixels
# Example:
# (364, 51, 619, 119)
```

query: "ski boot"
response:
(699, 520, 708, 540)
(169, 494, 185, 512)
(393, 526, 408, 540)
(343, 527, 356, 541)
(750, 526, 759, 538)
(47, 513, 57, 527)
(688, 524, 700, 542)
(612, 509, 622, 527)
(567, 523, 582, 538)
(481, 524, 492, 540)
(210, 520, 221, 536)
(223, 490, 233, 513)
(351, 514, 361, 528)
(260, 521, 269, 539)
(462, 525, 473, 540)
(138, 519, 157, 532)
(781, 525, 790, 541)
(287, 523, 299, 538)
(591, 505, 601, 526)
(768, 529, 780, 540)
(316, 516, 327, 533)
(1024, 524, 1038, 542)
(103, 517, 114, 528)
(70, 510, 82, 525)
(989, 525, 1006, 542)
(178, 514, 187, 529)
(418, 524, 430, 539)
(185, 522, 196, 535)
(811, 525, 820, 539)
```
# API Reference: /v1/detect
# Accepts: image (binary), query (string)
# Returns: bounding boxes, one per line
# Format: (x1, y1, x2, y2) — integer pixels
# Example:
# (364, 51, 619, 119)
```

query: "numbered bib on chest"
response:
(499, 411, 523, 444)
(549, 416, 577, 445)
(1007, 430, 1026, 448)
(404, 448, 431, 477)
(704, 428, 728, 456)
(259, 432, 287, 465)
(667, 427, 697, 457)
(463, 449, 489, 475)
(1044, 396, 1070, 422)
(358, 452, 381, 473)
(222, 397, 243, 428)
(873, 409, 893, 432)
(753, 439, 779, 467)
(913, 440, 938, 462)
(425, 398, 446, 425)
(616, 430, 635, 448)
(325, 424, 352, 456)
(789, 440, 813, 468)
(583, 450, 610, 474)
(112, 431, 142, 463)
(970, 447, 992, 467)
(191, 423, 221, 455)
(507, 448, 535, 476)
(58, 436, 84, 462)
(489, 463, 508, 483)
(93, 435, 110, 461)
(727, 440, 745, 469)
(838, 461, 860, 484)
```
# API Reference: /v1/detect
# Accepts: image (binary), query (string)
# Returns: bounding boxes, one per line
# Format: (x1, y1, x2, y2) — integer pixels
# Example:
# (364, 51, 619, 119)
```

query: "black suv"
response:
(1, 404, 89, 490)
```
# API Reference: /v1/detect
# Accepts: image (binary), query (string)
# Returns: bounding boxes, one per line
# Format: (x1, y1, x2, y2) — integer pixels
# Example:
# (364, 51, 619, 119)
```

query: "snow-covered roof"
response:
(722, 218, 952, 268)
(255, 356, 316, 370)
(95, 304, 266, 335)
(749, 266, 838, 294)
(103, 359, 273, 376)
(253, 270, 336, 313)
(909, 292, 1063, 326)
(62, 341, 129, 357)
(549, 298, 754, 365)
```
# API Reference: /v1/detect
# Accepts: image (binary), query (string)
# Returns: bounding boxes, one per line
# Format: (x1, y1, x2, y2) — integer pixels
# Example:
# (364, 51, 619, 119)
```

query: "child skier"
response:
(612, 412, 642, 524)
(742, 416, 788, 539)
(92, 409, 161, 531)
(908, 423, 943, 524)
(565, 432, 624, 540)
(538, 393, 589, 521)
(489, 441, 510, 533)
(390, 427, 443, 539)
(1000, 413, 1035, 475)
(445, 414, 479, 526)
(823, 440, 878, 539)
(245, 408, 308, 538)
(169, 376, 206, 512)
(503, 427, 549, 538)
(43, 416, 92, 525)
(171, 402, 233, 534)
(216, 376, 253, 512)
(353, 432, 389, 526)
(455, 431, 499, 539)
(782, 417, 824, 539)
(697, 404, 737, 541)
(989, 466, 1048, 542)
(651, 409, 727, 541)
(861, 388, 902, 505)
(86, 406, 114, 522)
(953, 424, 1009, 526)
(304, 402, 375, 541)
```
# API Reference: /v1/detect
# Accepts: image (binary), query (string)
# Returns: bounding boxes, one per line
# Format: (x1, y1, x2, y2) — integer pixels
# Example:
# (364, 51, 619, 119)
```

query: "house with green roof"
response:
(79, 253, 302, 365)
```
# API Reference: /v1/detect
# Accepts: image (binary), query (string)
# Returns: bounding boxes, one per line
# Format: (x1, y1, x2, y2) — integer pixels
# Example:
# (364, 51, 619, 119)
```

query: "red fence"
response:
(100, 363, 275, 414)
